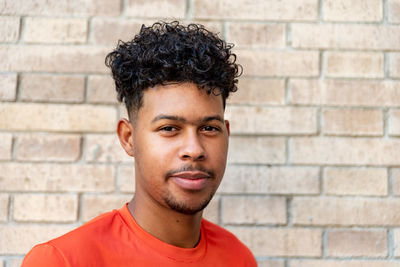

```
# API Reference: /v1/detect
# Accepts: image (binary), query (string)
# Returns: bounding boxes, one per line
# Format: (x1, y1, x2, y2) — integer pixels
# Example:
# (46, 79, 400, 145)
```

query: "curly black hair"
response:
(105, 21, 241, 117)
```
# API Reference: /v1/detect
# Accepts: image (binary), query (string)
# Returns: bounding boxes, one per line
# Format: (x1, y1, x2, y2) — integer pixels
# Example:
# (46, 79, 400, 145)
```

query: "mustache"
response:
(165, 165, 215, 178)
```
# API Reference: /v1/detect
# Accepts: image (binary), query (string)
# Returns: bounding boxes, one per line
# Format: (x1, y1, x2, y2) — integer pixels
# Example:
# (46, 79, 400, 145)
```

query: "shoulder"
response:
(22, 243, 67, 267)
(202, 219, 257, 265)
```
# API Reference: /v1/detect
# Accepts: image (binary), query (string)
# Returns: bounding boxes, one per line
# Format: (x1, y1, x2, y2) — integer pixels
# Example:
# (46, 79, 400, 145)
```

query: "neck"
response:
(128, 195, 203, 248)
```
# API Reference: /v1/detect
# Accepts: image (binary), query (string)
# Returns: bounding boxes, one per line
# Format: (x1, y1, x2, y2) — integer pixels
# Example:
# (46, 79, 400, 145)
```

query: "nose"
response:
(179, 131, 206, 161)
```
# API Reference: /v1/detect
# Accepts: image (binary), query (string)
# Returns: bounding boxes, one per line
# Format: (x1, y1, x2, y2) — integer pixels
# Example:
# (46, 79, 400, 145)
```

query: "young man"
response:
(22, 21, 257, 266)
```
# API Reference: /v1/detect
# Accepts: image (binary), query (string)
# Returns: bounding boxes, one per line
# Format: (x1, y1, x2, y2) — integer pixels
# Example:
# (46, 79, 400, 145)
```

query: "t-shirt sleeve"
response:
(21, 243, 68, 267)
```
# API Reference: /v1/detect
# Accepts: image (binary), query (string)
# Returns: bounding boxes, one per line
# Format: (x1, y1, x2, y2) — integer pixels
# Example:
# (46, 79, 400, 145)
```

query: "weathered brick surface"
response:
(220, 166, 320, 194)
(0, 46, 109, 73)
(227, 23, 286, 48)
(20, 74, 85, 103)
(323, 0, 383, 22)
(391, 169, 400, 196)
(222, 196, 286, 224)
(0, 16, 19, 42)
(0, 0, 120, 16)
(324, 168, 388, 196)
(126, 0, 186, 18)
(0, 103, 117, 132)
(85, 134, 132, 163)
(91, 18, 143, 45)
(238, 50, 319, 77)
(394, 229, 400, 256)
(292, 24, 400, 50)
(202, 194, 219, 224)
(257, 260, 285, 267)
(0, 73, 17, 101)
(228, 227, 321, 257)
(291, 137, 400, 165)
(0, 163, 115, 192)
(322, 108, 383, 136)
(8, 258, 23, 267)
(293, 197, 400, 226)
(0, 225, 73, 254)
(225, 106, 316, 135)
(82, 194, 131, 222)
(326, 229, 387, 257)
(228, 78, 285, 105)
(228, 137, 285, 164)
(389, 110, 400, 136)
(325, 52, 384, 78)
(15, 133, 81, 162)
(0, 194, 8, 222)
(13, 194, 78, 222)
(0, 133, 12, 160)
(390, 53, 400, 78)
(291, 260, 400, 267)
(87, 75, 118, 104)
(290, 79, 400, 107)
(193, 0, 318, 21)
(24, 17, 87, 44)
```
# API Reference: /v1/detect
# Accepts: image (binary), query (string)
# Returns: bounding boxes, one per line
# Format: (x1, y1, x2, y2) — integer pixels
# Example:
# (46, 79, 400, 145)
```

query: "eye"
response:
(159, 126, 178, 132)
(201, 125, 221, 132)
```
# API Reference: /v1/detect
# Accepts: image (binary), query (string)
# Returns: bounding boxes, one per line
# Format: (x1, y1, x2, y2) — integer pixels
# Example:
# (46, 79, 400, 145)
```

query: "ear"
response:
(117, 118, 135, 157)
(225, 120, 230, 136)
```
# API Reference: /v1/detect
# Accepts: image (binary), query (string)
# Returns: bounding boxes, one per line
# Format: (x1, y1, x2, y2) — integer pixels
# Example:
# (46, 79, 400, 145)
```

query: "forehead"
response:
(137, 83, 224, 121)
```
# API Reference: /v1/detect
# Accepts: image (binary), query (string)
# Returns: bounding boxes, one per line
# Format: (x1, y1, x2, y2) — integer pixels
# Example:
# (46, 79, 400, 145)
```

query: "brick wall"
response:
(0, 0, 399, 266)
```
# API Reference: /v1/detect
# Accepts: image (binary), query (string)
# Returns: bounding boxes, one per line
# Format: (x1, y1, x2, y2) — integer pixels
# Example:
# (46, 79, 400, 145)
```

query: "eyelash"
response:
(158, 125, 221, 132)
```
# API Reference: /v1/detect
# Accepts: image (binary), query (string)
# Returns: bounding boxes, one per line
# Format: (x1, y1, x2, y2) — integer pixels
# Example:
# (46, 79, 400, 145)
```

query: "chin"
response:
(163, 194, 213, 215)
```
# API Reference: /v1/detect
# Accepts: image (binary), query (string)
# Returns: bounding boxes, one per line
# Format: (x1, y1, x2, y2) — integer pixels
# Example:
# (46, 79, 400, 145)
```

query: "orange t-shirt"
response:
(22, 204, 257, 266)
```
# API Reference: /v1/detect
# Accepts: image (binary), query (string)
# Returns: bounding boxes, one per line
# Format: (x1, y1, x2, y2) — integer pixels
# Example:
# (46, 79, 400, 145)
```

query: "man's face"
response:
(131, 82, 229, 215)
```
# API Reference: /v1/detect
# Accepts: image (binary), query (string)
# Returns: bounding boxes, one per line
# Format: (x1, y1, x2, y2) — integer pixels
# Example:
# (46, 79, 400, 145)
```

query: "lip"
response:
(170, 171, 211, 191)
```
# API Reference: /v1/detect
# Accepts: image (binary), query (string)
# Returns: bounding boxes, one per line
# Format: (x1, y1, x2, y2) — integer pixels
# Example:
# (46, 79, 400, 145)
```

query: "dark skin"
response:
(117, 82, 230, 248)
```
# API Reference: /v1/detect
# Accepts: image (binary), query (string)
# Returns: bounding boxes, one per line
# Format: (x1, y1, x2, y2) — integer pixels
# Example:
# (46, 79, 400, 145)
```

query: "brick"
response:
(8, 258, 23, 267)
(0, 103, 117, 132)
(326, 52, 384, 78)
(391, 169, 400, 196)
(257, 260, 284, 267)
(225, 106, 316, 135)
(0, 133, 12, 160)
(0, 0, 120, 16)
(118, 165, 135, 193)
(0, 194, 9, 222)
(228, 137, 285, 164)
(24, 17, 87, 44)
(324, 168, 388, 196)
(91, 18, 143, 45)
(15, 133, 81, 162)
(0, 16, 19, 42)
(327, 229, 387, 257)
(291, 137, 400, 166)
(228, 227, 321, 257)
(322, 108, 383, 136)
(390, 53, 400, 78)
(394, 229, 400, 256)
(222, 196, 286, 224)
(390, 0, 400, 23)
(389, 110, 400, 136)
(221, 166, 320, 195)
(20, 74, 85, 103)
(291, 260, 400, 267)
(86, 134, 132, 163)
(238, 50, 319, 77)
(82, 194, 131, 222)
(0, 45, 109, 73)
(193, 0, 318, 21)
(292, 24, 400, 50)
(202, 194, 219, 224)
(126, 0, 185, 18)
(289, 79, 400, 107)
(227, 23, 285, 48)
(228, 78, 285, 105)
(324, 0, 382, 22)
(0, 163, 115, 192)
(0, 225, 73, 254)
(14, 194, 78, 222)
(87, 75, 118, 104)
(293, 197, 400, 226)
(0, 73, 17, 101)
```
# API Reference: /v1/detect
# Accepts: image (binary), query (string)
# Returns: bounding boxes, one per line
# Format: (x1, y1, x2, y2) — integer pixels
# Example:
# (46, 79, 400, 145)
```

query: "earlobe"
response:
(117, 118, 135, 157)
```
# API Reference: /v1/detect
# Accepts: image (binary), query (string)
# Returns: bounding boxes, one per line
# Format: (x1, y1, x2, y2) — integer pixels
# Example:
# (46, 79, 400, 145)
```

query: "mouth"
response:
(169, 171, 211, 191)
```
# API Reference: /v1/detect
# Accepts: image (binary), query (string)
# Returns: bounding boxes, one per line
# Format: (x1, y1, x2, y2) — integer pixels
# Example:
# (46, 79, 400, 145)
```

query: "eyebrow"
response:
(151, 114, 224, 124)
